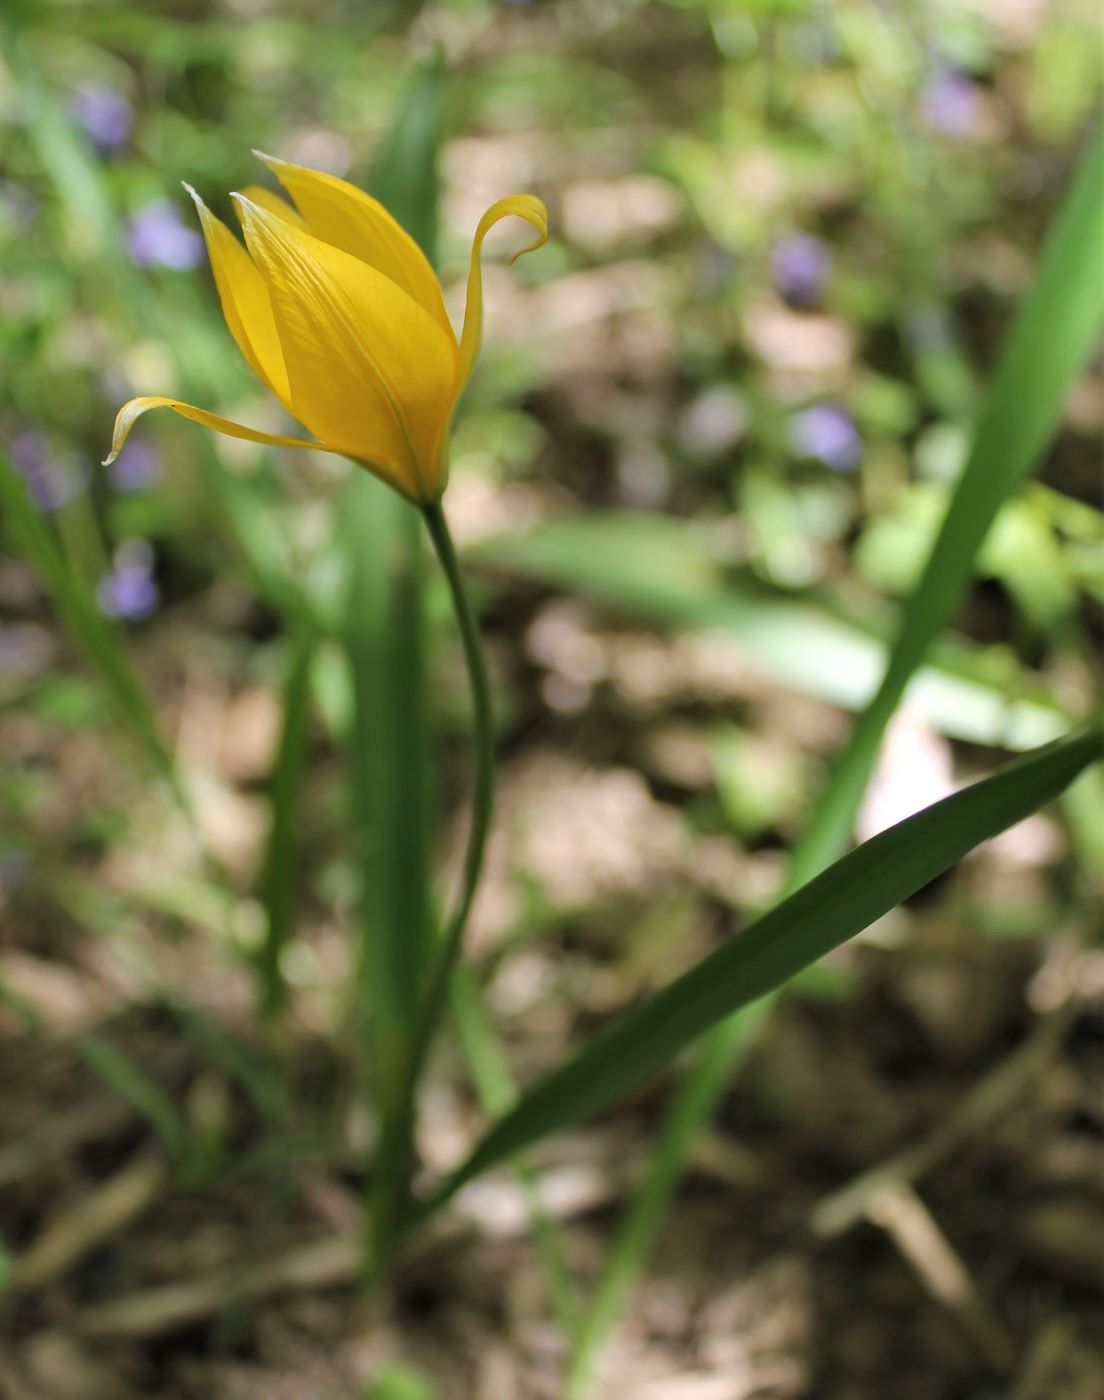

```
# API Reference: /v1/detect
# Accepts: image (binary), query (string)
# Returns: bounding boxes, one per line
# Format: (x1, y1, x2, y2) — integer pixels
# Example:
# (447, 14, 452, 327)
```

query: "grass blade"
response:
(423, 726, 1101, 1211)
(256, 631, 316, 1023)
(451, 966, 581, 1335)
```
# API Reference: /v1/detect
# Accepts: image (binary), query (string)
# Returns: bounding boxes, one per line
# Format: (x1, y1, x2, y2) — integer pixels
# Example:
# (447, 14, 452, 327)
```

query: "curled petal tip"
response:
(509, 233, 547, 266)
(251, 148, 284, 169)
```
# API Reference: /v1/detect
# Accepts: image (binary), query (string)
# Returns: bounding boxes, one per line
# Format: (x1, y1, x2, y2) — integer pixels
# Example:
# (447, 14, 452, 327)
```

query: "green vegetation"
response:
(1, 2, 1100, 1396)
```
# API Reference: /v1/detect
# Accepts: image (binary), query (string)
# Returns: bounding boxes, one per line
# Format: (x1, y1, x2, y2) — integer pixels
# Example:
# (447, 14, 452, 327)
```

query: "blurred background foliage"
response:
(1, 0, 1102, 1396)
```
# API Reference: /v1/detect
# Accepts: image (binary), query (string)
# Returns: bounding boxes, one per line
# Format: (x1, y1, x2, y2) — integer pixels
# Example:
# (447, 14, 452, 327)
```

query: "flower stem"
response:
(373, 499, 494, 1267)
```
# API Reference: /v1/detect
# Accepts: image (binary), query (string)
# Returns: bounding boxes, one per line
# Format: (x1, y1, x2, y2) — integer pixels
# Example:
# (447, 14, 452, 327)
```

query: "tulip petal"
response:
(103, 396, 340, 464)
(253, 151, 455, 345)
(458, 194, 548, 387)
(184, 184, 290, 403)
(239, 184, 305, 227)
(103, 397, 417, 499)
(234, 194, 457, 500)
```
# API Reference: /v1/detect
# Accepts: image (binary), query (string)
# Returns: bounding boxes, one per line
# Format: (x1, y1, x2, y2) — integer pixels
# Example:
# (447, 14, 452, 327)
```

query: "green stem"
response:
(416, 500, 496, 1073)
(374, 498, 495, 1267)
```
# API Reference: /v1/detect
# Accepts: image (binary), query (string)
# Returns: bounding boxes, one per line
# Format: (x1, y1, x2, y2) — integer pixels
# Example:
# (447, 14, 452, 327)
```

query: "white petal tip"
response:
(101, 452, 117, 467)
(251, 148, 284, 168)
(181, 181, 204, 209)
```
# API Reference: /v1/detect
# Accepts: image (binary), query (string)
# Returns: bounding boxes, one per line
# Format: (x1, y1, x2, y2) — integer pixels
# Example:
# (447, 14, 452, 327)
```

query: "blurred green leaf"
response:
(363, 1365, 436, 1400)
(479, 511, 1067, 750)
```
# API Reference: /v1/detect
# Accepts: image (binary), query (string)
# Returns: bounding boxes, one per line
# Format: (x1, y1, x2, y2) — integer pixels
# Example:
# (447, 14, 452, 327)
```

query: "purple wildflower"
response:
(96, 540, 159, 622)
(125, 199, 203, 270)
(921, 69, 983, 138)
(790, 402, 862, 472)
(10, 431, 87, 510)
(771, 233, 831, 307)
(108, 439, 162, 492)
(70, 83, 133, 153)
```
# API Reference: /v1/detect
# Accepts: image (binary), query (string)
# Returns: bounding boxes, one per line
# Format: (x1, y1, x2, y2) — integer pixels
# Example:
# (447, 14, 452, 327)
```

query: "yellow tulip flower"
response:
(104, 153, 548, 503)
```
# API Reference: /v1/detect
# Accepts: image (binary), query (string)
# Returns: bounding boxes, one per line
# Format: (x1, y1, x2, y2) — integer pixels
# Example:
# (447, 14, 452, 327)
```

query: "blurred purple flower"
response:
(921, 69, 983, 138)
(125, 199, 203, 270)
(771, 233, 830, 307)
(10, 430, 87, 510)
(96, 540, 159, 621)
(790, 402, 862, 472)
(70, 83, 133, 153)
(108, 439, 162, 492)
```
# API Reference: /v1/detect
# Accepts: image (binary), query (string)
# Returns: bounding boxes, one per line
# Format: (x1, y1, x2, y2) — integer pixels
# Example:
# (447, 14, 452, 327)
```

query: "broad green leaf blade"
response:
(424, 727, 1101, 1210)
(787, 125, 1104, 887)
(344, 483, 432, 1057)
(370, 49, 445, 264)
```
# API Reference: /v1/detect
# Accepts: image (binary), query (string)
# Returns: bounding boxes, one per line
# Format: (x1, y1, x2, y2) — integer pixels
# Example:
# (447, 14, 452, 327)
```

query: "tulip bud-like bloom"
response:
(104, 153, 548, 503)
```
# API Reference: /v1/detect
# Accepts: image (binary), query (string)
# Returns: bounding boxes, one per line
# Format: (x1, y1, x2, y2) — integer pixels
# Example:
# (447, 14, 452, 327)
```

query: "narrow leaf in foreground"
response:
(425, 727, 1101, 1210)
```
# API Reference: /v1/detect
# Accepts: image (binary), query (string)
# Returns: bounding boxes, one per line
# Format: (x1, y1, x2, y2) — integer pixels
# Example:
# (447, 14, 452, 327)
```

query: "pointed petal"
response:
(103, 398, 416, 500)
(239, 184, 305, 227)
(103, 396, 338, 465)
(234, 194, 457, 501)
(458, 194, 548, 387)
(183, 183, 290, 403)
(253, 151, 455, 345)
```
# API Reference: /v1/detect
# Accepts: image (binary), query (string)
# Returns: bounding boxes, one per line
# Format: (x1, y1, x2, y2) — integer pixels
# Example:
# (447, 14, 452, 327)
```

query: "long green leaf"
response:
(787, 125, 1104, 887)
(422, 726, 1101, 1212)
